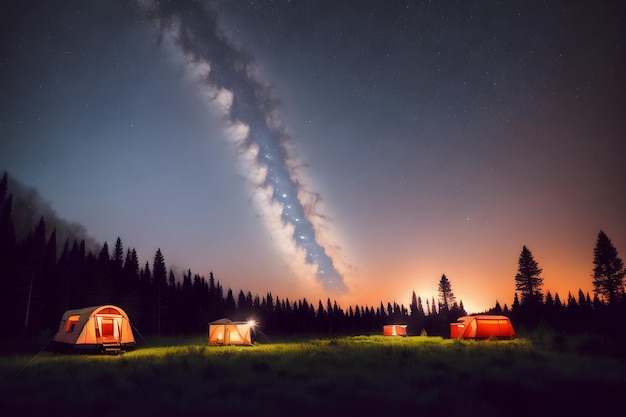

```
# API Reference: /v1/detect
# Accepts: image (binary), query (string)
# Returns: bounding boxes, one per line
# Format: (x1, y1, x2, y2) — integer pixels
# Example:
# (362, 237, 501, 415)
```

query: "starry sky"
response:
(1, 0, 625, 313)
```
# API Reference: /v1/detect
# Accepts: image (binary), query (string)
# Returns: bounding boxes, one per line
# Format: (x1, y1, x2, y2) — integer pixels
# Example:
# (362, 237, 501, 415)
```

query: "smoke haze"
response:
(3, 172, 98, 254)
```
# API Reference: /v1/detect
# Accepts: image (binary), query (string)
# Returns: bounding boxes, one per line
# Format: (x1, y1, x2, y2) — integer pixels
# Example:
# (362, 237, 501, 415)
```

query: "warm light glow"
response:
(248, 320, 256, 327)
(64, 315, 80, 333)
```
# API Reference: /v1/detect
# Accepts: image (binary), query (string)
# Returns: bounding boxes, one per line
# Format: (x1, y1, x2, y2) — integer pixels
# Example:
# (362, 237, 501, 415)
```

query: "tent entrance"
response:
(95, 315, 123, 353)
(100, 318, 119, 342)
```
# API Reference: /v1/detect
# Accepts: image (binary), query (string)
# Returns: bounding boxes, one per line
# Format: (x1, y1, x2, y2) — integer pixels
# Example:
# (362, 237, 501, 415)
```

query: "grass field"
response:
(1, 334, 625, 416)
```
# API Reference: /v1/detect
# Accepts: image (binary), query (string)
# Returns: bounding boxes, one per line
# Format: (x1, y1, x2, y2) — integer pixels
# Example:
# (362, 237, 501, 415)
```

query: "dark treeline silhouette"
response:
(1, 171, 625, 345)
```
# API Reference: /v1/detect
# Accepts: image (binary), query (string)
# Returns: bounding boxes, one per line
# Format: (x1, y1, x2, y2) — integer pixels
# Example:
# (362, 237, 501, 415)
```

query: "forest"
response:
(1, 171, 625, 348)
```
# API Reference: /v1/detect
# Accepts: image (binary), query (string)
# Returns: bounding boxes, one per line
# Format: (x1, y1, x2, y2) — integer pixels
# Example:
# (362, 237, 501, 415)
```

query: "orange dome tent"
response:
(52, 305, 136, 354)
(450, 315, 516, 339)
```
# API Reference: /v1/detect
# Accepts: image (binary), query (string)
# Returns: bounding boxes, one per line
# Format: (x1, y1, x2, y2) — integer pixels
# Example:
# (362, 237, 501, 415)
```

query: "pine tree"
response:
(511, 293, 521, 320)
(554, 293, 563, 309)
(224, 288, 236, 317)
(238, 290, 246, 311)
(417, 296, 424, 315)
(592, 230, 625, 305)
(152, 248, 167, 335)
(123, 249, 139, 289)
(410, 290, 418, 317)
(544, 291, 554, 307)
(165, 269, 177, 333)
(111, 238, 124, 301)
(514, 245, 544, 305)
(96, 242, 112, 304)
(42, 228, 59, 330)
(437, 274, 455, 312)
(111, 238, 124, 270)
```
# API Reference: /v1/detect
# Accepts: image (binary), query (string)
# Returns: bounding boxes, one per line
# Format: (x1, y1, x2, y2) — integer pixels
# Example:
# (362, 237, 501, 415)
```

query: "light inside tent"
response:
(64, 315, 80, 333)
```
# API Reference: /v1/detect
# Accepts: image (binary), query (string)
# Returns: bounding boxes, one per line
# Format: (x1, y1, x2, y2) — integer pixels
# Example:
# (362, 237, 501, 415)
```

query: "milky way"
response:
(139, 0, 347, 293)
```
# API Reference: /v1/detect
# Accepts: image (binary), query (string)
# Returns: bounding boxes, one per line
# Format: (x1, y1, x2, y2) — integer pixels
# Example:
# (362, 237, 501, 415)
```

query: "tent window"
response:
(64, 315, 80, 333)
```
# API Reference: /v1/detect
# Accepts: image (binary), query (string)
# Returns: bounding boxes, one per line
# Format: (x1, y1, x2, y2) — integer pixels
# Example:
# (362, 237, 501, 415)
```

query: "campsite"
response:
(2, 332, 625, 416)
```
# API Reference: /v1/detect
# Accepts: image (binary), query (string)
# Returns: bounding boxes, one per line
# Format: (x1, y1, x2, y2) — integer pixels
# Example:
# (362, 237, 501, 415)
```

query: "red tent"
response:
(450, 315, 516, 339)
(383, 324, 408, 336)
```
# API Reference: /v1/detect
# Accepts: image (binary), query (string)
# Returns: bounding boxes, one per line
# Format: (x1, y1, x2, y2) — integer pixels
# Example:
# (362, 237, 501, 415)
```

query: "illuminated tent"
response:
(52, 305, 136, 354)
(383, 324, 408, 337)
(208, 318, 253, 346)
(450, 315, 516, 339)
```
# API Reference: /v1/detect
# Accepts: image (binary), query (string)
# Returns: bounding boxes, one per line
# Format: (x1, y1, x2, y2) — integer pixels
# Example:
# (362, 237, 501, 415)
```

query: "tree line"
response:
(503, 233, 626, 336)
(1, 171, 625, 343)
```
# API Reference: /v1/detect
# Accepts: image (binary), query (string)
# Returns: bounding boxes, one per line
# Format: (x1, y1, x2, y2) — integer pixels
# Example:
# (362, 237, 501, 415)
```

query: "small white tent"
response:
(208, 318, 253, 346)
(52, 305, 135, 354)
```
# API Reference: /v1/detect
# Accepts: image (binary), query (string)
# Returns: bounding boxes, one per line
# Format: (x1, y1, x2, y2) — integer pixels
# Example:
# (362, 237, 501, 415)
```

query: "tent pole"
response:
(24, 272, 34, 327)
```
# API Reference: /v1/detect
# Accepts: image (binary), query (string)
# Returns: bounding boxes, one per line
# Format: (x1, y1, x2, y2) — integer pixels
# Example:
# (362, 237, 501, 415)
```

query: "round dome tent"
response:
(450, 315, 516, 339)
(52, 305, 136, 354)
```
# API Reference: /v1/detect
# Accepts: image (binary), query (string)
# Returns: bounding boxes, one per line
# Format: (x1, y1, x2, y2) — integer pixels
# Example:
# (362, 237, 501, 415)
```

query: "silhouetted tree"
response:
(515, 245, 544, 305)
(448, 301, 465, 322)
(409, 291, 426, 335)
(152, 248, 168, 335)
(121, 248, 140, 323)
(554, 293, 562, 308)
(41, 228, 59, 330)
(95, 242, 112, 304)
(510, 292, 521, 324)
(111, 237, 124, 303)
(224, 288, 236, 318)
(544, 291, 554, 307)
(192, 273, 209, 329)
(437, 274, 455, 312)
(165, 269, 177, 333)
(592, 230, 625, 305)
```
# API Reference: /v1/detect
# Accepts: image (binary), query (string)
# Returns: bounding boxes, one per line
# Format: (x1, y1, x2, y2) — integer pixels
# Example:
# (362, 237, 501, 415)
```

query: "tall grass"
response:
(1, 334, 624, 416)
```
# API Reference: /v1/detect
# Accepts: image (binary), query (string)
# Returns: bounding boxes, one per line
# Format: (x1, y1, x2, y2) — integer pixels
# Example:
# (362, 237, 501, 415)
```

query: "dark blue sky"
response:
(1, 0, 625, 312)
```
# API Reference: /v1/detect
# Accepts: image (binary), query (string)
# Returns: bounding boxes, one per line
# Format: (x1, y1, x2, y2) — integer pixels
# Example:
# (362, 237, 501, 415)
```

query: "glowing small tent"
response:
(52, 305, 135, 354)
(450, 315, 516, 339)
(208, 318, 253, 346)
(383, 324, 408, 337)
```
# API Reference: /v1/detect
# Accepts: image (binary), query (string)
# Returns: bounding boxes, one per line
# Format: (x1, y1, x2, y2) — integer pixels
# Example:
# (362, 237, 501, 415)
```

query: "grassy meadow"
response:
(1, 333, 625, 416)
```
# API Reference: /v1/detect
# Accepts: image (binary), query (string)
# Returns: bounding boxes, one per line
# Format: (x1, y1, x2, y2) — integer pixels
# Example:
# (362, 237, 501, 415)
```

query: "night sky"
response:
(1, 0, 625, 313)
